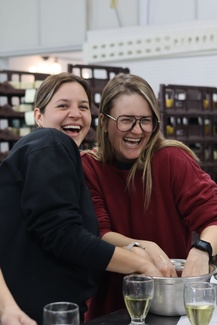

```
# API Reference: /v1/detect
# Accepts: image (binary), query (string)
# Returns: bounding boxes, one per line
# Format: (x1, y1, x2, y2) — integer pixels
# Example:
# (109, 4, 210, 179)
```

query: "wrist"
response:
(126, 242, 145, 250)
(191, 239, 212, 261)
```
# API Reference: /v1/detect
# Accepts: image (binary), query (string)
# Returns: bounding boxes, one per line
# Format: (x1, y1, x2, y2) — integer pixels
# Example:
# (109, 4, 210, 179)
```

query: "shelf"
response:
(0, 70, 50, 161)
(159, 83, 217, 182)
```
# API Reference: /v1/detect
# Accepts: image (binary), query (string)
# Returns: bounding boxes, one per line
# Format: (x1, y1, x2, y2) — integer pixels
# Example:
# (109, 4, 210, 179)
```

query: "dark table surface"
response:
(86, 309, 180, 325)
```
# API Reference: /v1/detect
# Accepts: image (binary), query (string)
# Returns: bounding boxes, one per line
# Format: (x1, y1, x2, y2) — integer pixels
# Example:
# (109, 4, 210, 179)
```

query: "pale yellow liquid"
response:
(185, 303, 215, 325)
(124, 295, 151, 321)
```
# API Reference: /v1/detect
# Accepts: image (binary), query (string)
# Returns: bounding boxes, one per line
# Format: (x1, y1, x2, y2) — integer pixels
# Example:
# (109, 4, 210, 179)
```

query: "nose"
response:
(68, 106, 82, 118)
(131, 120, 143, 133)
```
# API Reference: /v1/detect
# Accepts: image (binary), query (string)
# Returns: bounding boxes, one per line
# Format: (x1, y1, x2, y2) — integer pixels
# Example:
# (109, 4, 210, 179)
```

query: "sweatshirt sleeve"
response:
(20, 130, 114, 270)
(153, 147, 217, 233)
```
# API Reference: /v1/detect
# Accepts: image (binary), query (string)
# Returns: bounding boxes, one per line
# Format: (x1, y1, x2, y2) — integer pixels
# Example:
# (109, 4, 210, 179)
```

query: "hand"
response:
(1, 305, 37, 325)
(131, 241, 177, 277)
(182, 248, 209, 277)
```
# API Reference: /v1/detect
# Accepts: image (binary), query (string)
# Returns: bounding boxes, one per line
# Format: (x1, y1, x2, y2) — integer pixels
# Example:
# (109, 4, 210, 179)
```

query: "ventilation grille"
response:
(83, 22, 217, 63)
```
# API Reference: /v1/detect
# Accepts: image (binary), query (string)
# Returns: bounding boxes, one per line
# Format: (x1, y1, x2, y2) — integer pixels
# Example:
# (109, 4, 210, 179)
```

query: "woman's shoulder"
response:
(80, 149, 104, 173)
(152, 145, 200, 172)
(80, 148, 98, 160)
(154, 146, 194, 160)
(32, 128, 77, 147)
(12, 128, 78, 157)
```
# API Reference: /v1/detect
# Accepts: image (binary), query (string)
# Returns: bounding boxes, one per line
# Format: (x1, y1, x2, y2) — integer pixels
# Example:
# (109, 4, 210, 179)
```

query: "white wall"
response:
(83, 0, 217, 95)
(0, 0, 86, 56)
(2, 0, 217, 96)
(115, 54, 217, 96)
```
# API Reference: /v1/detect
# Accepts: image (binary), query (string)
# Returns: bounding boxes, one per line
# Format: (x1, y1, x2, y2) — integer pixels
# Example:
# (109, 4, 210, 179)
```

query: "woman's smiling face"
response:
(34, 82, 92, 147)
(104, 93, 153, 163)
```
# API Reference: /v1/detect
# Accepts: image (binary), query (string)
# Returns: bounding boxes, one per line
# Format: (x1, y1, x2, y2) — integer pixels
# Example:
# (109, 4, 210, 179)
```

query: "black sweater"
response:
(0, 128, 114, 324)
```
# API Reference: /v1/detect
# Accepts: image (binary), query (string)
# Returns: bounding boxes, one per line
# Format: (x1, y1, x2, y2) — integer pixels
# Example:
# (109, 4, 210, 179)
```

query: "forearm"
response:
(0, 269, 17, 316)
(106, 246, 163, 277)
(183, 225, 217, 277)
(102, 231, 135, 246)
(102, 231, 153, 248)
(102, 232, 154, 252)
(102, 232, 177, 277)
(200, 225, 217, 257)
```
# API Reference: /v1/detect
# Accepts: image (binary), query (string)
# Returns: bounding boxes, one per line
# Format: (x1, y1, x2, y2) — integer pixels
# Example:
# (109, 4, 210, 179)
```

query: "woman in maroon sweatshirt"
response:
(81, 73, 217, 320)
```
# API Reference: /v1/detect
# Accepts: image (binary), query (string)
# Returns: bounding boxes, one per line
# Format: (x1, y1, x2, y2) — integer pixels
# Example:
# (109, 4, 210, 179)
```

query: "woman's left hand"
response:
(131, 241, 177, 277)
(182, 248, 209, 277)
(1, 305, 37, 325)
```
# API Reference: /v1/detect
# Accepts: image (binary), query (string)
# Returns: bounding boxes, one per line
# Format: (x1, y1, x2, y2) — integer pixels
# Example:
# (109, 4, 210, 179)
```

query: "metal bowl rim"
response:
(152, 259, 217, 281)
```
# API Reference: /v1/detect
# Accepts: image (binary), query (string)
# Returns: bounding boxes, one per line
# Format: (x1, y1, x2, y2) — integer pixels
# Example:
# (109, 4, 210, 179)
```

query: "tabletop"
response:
(85, 308, 180, 325)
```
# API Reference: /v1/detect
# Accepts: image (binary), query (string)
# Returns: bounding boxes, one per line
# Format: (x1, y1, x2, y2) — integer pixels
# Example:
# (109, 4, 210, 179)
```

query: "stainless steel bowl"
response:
(150, 259, 217, 316)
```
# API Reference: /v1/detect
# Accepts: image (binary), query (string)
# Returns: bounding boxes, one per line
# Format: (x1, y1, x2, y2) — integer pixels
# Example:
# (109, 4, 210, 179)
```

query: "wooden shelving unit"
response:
(159, 84, 217, 181)
(0, 70, 49, 161)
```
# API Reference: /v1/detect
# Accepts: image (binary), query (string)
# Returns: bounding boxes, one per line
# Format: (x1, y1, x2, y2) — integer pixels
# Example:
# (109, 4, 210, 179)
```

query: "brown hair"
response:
(34, 72, 92, 113)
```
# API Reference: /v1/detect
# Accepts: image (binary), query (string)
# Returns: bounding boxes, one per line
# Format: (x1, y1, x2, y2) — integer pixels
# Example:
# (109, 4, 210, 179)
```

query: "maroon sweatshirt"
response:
(82, 146, 217, 320)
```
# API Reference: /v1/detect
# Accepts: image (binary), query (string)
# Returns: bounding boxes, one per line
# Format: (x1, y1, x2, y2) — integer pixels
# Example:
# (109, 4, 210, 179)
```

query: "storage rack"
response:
(0, 70, 49, 162)
(68, 64, 130, 149)
(159, 84, 217, 182)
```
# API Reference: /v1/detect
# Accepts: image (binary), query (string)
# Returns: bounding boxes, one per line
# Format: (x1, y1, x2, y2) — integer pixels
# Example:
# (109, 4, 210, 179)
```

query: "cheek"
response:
(85, 113, 92, 127)
(42, 110, 62, 127)
(108, 124, 122, 144)
(108, 122, 118, 134)
(43, 116, 59, 128)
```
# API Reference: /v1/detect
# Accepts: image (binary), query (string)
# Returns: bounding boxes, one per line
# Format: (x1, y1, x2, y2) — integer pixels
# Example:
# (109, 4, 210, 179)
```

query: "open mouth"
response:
(123, 137, 142, 146)
(62, 125, 82, 135)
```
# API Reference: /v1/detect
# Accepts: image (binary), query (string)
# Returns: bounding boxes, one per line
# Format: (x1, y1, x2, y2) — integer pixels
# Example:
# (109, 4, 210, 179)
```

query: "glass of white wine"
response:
(123, 274, 154, 325)
(184, 281, 216, 325)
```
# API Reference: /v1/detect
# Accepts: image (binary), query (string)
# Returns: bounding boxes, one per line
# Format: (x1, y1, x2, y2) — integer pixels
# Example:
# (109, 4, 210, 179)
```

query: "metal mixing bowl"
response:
(150, 259, 217, 316)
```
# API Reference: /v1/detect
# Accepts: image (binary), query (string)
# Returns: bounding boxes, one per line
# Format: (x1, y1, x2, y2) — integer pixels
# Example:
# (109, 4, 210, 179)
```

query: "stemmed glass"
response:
(123, 274, 154, 325)
(184, 281, 216, 325)
(43, 302, 80, 325)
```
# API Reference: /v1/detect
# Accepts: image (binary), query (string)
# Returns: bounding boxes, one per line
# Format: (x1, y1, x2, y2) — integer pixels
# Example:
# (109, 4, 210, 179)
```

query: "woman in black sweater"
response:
(0, 73, 173, 325)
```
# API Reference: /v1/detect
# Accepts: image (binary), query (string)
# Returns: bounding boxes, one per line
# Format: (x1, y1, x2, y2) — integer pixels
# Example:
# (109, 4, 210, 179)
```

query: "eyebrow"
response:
(54, 98, 69, 103)
(55, 99, 89, 104)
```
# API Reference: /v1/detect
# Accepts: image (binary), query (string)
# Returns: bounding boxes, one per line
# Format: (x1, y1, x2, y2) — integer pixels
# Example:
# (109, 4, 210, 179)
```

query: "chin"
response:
(68, 136, 80, 147)
(74, 139, 81, 147)
(124, 151, 141, 160)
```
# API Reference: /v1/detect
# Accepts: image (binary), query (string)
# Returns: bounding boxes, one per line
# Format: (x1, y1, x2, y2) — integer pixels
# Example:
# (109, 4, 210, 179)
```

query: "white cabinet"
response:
(0, 0, 86, 56)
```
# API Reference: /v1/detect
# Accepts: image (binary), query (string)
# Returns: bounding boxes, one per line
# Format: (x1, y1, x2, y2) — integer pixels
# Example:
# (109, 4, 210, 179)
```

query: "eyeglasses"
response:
(105, 114, 159, 133)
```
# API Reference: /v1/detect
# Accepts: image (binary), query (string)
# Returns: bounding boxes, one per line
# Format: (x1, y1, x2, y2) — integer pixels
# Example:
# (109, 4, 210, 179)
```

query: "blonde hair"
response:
(86, 73, 199, 208)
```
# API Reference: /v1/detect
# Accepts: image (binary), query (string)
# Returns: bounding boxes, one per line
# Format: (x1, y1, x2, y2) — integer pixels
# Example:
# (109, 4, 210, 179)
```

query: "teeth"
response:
(124, 138, 140, 142)
(64, 125, 81, 130)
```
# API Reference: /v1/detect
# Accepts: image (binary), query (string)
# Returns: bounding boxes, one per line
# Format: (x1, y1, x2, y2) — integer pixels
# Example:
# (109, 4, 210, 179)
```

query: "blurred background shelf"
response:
(159, 84, 217, 182)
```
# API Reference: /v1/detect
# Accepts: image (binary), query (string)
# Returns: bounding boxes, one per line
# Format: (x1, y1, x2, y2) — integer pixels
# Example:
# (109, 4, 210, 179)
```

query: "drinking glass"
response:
(123, 274, 154, 325)
(184, 281, 216, 325)
(43, 302, 80, 325)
